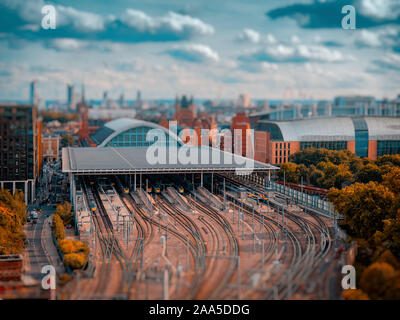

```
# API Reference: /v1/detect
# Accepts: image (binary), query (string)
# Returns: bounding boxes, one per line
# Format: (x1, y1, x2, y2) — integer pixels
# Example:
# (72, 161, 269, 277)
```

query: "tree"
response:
(55, 202, 73, 225)
(382, 167, 400, 195)
(356, 163, 383, 183)
(342, 289, 369, 300)
(63, 253, 86, 270)
(277, 163, 299, 183)
(59, 239, 89, 258)
(376, 154, 400, 168)
(0, 202, 25, 255)
(62, 134, 74, 147)
(375, 249, 400, 270)
(360, 262, 396, 299)
(52, 213, 65, 241)
(328, 182, 396, 239)
(377, 216, 400, 258)
(0, 189, 27, 225)
(316, 161, 353, 189)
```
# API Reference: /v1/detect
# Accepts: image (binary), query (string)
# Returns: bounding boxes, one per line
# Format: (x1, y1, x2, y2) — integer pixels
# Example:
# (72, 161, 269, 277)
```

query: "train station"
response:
(57, 117, 342, 300)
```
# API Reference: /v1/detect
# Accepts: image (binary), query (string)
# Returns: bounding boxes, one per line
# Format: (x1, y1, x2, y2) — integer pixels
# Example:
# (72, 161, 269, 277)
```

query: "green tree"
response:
(63, 253, 86, 270)
(0, 201, 25, 255)
(316, 161, 353, 189)
(277, 163, 299, 183)
(55, 202, 73, 225)
(342, 289, 369, 300)
(377, 216, 400, 259)
(328, 182, 396, 239)
(52, 213, 65, 241)
(360, 262, 396, 299)
(355, 163, 383, 183)
(376, 154, 400, 168)
(382, 167, 400, 195)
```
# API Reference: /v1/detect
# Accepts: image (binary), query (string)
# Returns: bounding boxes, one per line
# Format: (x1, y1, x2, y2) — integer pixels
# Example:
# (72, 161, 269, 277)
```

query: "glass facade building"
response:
(105, 126, 171, 147)
(352, 118, 369, 158)
(377, 140, 400, 156)
(90, 118, 181, 148)
(300, 141, 347, 151)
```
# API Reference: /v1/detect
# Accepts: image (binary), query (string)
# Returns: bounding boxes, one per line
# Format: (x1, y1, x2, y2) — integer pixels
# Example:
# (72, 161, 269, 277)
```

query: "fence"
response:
(269, 181, 342, 219)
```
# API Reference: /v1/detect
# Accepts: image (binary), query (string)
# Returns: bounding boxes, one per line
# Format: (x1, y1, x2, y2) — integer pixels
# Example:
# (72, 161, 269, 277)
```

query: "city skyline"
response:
(0, 0, 400, 101)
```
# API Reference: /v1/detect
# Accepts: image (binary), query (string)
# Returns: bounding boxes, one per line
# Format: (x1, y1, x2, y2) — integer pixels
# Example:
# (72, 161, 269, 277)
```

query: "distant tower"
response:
(81, 84, 86, 104)
(237, 93, 251, 108)
(78, 101, 89, 142)
(30, 80, 37, 105)
(135, 90, 142, 108)
(67, 84, 76, 111)
(119, 93, 124, 107)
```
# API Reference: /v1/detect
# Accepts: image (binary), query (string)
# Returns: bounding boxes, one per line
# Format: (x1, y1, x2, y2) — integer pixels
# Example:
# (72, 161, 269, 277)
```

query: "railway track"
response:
(214, 174, 334, 299)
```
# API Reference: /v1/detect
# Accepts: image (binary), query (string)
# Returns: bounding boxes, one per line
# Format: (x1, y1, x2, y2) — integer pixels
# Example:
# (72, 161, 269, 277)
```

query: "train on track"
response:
(274, 180, 329, 200)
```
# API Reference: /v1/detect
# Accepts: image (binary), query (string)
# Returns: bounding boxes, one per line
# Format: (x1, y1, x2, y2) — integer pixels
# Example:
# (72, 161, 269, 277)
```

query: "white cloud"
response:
(291, 35, 301, 44)
(236, 28, 260, 43)
(264, 34, 277, 45)
(354, 27, 399, 48)
(46, 38, 87, 51)
(373, 53, 400, 70)
(165, 44, 220, 63)
(360, 0, 400, 20)
(57, 5, 105, 32)
(240, 44, 349, 63)
(121, 10, 214, 37)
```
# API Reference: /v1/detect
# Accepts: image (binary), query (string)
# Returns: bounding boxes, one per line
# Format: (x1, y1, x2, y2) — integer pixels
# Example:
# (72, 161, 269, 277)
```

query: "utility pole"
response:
(237, 256, 240, 300)
(186, 235, 189, 269)
(163, 268, 169, 300)
(223, 178, 226, 209)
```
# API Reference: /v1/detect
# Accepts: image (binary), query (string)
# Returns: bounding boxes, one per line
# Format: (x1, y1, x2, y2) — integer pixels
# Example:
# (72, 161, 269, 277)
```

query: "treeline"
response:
(328, 175, 400, 299)
(51, 202, 89, 270)
(278, 148, 400, 189)
(279, 149, 400, 299)
(0, 189, 26, 255)
(40, 111, 78, 123)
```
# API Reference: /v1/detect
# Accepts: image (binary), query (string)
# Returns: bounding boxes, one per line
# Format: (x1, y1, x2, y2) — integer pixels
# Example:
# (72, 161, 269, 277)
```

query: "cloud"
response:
(239, 44, 349, 63)
(353, 27, 400, 52)
(164, 44, 220, 63)
(236, 28, 260, 43)
(239, 61, 279, 73)
(264, 34, 277, 45)
(0, 0, 215, 45)
(372, 53, 400, 70)
(355, 29, 382, 47)
(266, 0, 400, 29)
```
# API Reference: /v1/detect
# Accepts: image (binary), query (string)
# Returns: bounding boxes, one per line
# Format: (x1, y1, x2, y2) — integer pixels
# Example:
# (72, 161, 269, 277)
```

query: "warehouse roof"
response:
(256, 116, 400, 141)
(62, 146, 277, 175)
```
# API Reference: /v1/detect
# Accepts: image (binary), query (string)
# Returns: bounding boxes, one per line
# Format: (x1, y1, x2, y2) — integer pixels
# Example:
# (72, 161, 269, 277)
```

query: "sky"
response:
(0, 0, 399, 101)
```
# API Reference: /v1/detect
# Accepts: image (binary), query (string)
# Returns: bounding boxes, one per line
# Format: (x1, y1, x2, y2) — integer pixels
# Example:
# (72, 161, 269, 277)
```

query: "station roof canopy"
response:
(62, 146, 277, 175)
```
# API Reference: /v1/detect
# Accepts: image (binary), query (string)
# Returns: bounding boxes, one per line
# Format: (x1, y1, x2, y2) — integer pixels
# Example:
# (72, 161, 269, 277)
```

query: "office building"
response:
(0, 105, 38, 203)
(254, 116, 400, 165)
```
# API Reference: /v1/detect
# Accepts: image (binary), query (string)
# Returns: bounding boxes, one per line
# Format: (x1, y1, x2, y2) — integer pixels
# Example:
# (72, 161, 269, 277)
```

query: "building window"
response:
(300, 141, 348, 151)
(377, 140, 400, 156)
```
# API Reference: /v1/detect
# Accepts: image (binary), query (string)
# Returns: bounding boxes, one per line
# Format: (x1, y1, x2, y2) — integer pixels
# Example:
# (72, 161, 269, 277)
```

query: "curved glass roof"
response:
(256, 116, 400, 142)
(90, 118, 182, 147)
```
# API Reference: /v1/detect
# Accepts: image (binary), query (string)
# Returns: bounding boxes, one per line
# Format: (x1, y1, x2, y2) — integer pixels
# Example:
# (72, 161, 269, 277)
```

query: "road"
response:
(24, 205, 62, 281)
